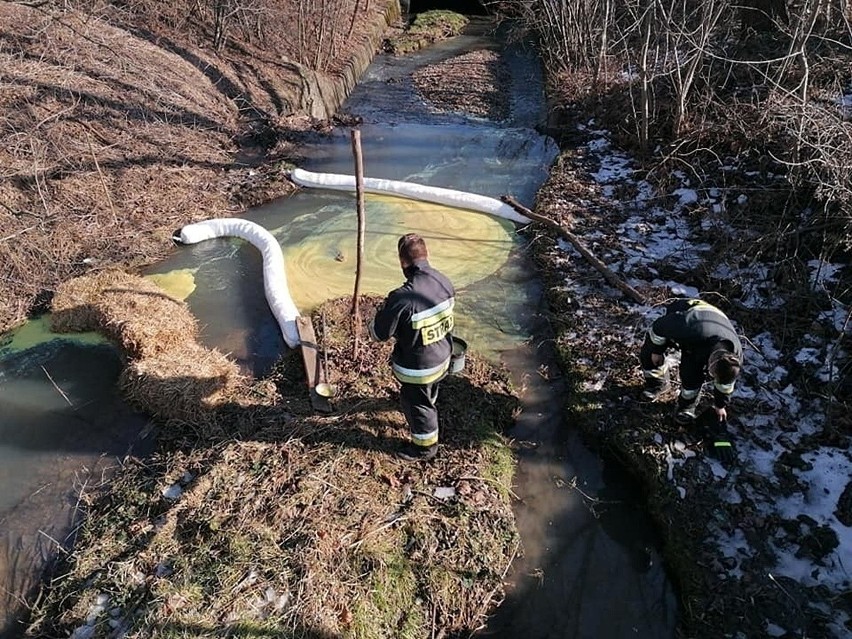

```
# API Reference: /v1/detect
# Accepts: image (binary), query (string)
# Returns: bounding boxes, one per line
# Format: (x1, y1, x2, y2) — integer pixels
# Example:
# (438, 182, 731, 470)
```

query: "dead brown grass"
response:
(0, 0, 241, 331)
(31, 275, 520, 638)
(0, 0, 392, 335)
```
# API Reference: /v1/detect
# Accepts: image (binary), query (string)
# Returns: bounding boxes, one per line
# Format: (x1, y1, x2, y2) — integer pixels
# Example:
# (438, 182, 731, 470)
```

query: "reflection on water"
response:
(0, 343, 153, 636)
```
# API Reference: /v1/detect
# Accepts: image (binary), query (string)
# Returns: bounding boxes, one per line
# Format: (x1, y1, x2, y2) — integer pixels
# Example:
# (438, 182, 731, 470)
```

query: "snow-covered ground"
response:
(551, 121, 851, 637)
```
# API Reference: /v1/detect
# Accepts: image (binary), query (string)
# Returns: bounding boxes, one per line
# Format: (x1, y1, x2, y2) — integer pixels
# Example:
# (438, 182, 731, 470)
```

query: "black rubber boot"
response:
(396, 442, 438, 462)
(641, 377, 671, 401)
(674, 394, 701, 424)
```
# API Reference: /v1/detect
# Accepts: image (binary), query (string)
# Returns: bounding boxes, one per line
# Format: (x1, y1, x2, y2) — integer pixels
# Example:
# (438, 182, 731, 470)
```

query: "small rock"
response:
(835, 480, 852, 527)
(162, 484, 182, 500)
(434, 486, 456, 500)
(155, 562, 173, 578)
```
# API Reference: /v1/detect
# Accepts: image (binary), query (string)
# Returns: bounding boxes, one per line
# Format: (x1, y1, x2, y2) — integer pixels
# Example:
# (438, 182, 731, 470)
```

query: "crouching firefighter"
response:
(369, 233, 455, 462)
(639, 298, 743, 463)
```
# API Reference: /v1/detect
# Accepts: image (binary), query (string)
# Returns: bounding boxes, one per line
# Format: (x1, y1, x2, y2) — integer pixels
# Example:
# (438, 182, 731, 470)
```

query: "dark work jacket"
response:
(370, 259, 454, 385)
(648, 298, 743, 406)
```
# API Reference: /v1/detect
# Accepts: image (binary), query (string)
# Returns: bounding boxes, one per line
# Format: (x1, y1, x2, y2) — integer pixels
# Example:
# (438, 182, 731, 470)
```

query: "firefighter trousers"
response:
(400, 381, 441, 448)
(639, 336, 705, 397)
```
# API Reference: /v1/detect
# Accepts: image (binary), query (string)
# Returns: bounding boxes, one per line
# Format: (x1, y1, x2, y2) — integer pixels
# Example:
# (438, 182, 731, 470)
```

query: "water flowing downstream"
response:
(0, 21, 677, 638)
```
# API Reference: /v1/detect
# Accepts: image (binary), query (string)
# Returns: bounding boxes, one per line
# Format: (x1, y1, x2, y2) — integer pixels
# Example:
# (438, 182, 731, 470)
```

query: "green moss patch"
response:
(385, 11, 470, 55)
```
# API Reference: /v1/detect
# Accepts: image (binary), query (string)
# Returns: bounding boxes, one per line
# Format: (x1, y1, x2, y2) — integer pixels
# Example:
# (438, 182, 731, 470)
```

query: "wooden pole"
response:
(501, 195, 647, 305)
(351, 129, 366, 353)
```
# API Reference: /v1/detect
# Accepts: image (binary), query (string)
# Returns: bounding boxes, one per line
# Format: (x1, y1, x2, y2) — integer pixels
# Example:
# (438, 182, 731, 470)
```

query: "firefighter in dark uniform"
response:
(639, 298, 743, 462)
(369, 233, 455, 461)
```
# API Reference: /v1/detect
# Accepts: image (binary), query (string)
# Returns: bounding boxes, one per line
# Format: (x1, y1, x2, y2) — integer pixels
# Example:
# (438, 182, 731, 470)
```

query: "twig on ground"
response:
(347, 512, 406, 549)
(0, 225, 38, 243)
(86, 130, 117, 225)
(459, 475, 519, 500)
(41, 365, 73, 407)
(37, 530, 70, 556)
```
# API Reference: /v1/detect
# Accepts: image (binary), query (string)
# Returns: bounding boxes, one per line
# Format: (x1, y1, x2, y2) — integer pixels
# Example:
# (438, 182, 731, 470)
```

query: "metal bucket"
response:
(449, 336, 467, 374)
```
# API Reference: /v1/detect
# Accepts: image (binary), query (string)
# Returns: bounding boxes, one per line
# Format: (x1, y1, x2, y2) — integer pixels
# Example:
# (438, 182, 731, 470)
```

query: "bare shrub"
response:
(494, 0, 852, 257)
(64, 0, 373, 71)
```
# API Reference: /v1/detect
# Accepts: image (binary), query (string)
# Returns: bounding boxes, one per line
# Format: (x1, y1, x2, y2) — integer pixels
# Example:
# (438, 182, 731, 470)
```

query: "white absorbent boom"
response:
(174, 218, 302, 348)
(174, 170, 529, 350)
(289, 168, 531, 224)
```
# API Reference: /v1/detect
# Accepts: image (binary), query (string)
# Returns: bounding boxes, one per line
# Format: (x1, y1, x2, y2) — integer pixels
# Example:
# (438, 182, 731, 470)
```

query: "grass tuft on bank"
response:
(386, 10, 470, 55)
(26, 274, 519, 638)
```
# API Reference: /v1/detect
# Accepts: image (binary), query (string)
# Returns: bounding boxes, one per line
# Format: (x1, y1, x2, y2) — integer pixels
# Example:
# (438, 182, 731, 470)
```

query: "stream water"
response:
(0, 21, 677, 638)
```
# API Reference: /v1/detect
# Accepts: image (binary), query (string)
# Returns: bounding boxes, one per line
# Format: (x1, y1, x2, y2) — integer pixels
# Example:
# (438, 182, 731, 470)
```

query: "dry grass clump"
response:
(120, 345, 245, 423)
(51, 270, 199, 359)
(51, 270, 246, 423)
(30, 290, 520, 638)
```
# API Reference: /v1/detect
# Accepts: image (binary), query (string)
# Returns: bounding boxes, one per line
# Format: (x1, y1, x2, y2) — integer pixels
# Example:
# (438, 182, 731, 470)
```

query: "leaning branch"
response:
(502, 195, 647, 305)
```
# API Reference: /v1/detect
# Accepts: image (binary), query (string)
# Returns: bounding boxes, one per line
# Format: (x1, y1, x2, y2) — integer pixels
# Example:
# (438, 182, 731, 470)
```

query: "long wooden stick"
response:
(351, 129, 366, 353)
(86, 130, 117, 224)
(502, 195, 646, 305)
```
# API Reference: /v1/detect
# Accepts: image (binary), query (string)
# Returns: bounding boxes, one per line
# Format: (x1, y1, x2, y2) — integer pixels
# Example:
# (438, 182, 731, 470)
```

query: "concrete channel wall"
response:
(294, 1, 402, 119)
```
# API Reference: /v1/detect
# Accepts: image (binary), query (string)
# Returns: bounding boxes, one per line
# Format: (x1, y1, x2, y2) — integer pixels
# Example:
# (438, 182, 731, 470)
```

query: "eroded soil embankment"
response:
(0, 0, 399, 335)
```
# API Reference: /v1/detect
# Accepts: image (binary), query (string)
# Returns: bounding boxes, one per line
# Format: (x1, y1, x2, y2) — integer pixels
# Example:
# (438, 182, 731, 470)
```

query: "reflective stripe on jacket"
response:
(647, 298, 743, 407)
(371, 259, 454, 385)
(647, 299, 742, 361)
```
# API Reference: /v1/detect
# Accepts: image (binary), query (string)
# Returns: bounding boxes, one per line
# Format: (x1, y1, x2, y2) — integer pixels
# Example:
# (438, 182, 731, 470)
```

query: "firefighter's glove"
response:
(709, 437, 736, 466)
(708, 417, 736, 466)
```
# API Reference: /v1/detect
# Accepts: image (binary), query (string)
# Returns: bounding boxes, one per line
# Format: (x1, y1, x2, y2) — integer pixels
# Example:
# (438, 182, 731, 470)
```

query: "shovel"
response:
(315, 312, 337, 399)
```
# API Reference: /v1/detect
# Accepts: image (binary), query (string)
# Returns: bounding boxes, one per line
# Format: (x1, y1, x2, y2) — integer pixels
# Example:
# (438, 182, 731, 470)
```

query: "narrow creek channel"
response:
(0, 19, 678, 638)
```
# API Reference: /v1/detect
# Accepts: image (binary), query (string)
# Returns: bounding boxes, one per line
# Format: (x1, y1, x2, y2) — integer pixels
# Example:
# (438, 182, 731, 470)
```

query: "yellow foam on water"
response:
(145, 268, 198, 301)
(0, 315, 107, 355)
(282, 194, 516, 311)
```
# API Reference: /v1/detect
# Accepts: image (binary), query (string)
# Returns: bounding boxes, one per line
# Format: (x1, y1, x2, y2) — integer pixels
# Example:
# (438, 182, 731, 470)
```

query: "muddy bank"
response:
(529, 124, 851, 637)
(0, 0, 399, 335)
